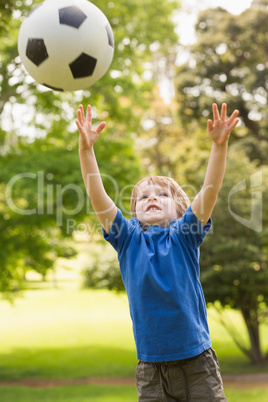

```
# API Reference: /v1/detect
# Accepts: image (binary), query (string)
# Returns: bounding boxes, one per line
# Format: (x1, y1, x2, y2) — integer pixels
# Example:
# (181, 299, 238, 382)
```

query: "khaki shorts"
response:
(136, 348, 227, 401)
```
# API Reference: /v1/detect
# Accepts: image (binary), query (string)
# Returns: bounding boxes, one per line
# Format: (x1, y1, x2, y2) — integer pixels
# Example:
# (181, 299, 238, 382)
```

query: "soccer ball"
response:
(18, 0, 114, 91)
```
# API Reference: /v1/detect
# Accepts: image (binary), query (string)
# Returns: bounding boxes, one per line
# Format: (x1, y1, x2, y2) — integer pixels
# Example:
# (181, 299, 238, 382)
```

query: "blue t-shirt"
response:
(103, 205, 212, 362)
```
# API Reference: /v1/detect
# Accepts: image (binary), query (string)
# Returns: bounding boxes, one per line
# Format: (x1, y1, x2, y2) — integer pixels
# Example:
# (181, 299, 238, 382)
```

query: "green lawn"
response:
(207, 307, 268, 374)
(0, 284, 268, 401)
(1, 286, 267, 380)
(0, 288, 137, 380)
(0, 384, 138, 402)
(0, 385, 267, 402)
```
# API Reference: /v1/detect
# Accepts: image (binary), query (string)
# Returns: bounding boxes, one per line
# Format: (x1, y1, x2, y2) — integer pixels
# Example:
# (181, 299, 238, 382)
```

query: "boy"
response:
(76, 103, 239, 401)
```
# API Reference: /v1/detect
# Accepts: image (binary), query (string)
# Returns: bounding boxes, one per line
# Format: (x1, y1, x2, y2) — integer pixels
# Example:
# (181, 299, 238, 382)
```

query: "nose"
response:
(148, 194, 157, 202)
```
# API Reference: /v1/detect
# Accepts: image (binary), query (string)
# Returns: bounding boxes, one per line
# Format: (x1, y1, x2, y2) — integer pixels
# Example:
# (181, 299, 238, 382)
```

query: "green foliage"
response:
(135, 87, 268, 364)
(82, 243, 125, 292)
(0, 0, 17, 34)
(83, 263, 125, 292)
(172, 3, 268, 364)
(200, 153, 268, 363)
(175, 5, 268, 165)
(0, 0, 181, 296)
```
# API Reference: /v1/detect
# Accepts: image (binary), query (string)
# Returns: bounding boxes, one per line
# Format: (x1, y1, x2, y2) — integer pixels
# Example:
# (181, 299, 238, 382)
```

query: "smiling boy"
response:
(134, 178, 186, 229)
(76, 103, 239, 401)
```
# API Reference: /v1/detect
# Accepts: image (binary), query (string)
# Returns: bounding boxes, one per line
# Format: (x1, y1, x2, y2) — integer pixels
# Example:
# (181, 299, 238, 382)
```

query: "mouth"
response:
(146, 204, 161, 212)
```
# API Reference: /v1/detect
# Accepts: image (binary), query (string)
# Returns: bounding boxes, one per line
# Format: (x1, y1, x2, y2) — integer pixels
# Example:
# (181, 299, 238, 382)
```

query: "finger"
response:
(76, 119, 84, 134)
(207, 119, 213, 132)
(227, 109, 239, 125)
(212, 103, 220, 121)
(78, 105, 85, 122)
(77, 109, 83, 125)
(228, 118, 240, 131)
(220, 103, 227, 121)
(75, 119, 82, 132)
(96, 121, 106, 134)
(86, 105, 92, 124)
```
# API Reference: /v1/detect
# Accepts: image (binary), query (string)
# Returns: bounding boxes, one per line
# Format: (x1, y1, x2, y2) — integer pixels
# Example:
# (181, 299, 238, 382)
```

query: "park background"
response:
(0, 0, 268, 400)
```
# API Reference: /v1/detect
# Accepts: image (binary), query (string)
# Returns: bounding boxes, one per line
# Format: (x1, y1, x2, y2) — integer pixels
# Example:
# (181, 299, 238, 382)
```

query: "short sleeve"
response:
(171, 205, 212, 248)
(102, 208, 135, 253)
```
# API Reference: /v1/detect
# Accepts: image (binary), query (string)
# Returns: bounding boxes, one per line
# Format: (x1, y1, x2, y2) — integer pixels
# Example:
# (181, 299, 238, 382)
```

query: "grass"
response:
(0, 385, 138, 401)
(1, 285, 267, 380)
(0, 288, 137, 380)
(207, 307, 268, 374)
(0, 385, 267, 402)
(224, 387, 268, 402)
(0, 268, 268, 401)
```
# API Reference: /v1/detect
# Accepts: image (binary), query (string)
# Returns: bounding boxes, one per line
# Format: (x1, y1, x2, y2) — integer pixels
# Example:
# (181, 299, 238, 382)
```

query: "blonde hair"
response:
(130, 176, 191, 219)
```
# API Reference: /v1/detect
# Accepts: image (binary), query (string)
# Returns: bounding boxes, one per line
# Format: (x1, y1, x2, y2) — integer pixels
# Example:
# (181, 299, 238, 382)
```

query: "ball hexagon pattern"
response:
(18, 0, 114, 91)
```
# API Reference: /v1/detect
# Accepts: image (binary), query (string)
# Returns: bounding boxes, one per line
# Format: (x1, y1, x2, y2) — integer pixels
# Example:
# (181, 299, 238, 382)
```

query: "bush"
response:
(82, 259, 125, 292)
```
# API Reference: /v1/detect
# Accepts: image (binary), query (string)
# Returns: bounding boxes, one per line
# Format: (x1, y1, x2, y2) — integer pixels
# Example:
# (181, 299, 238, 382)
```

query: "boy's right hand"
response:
(76, 104, 106, 152)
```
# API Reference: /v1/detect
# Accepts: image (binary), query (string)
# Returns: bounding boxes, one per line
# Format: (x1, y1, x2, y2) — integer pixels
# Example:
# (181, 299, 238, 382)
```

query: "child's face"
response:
(135, 181, 178, 227)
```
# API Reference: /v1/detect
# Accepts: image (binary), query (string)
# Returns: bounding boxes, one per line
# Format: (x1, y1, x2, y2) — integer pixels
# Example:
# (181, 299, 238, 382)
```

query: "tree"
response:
(251, 0, 268, 10)
(0, 0, 181, 297)
(0, 0, 17, 34)
(135, 84, 268, 364)
(175, 5, 268, 165)
(172, 4, 268, 364)
(200, 153, 268, 365)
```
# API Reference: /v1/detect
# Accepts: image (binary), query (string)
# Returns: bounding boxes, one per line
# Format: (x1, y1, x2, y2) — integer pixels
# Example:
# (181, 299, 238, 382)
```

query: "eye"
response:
(160, 192, 168, 197)
(140, 195, 148, 200)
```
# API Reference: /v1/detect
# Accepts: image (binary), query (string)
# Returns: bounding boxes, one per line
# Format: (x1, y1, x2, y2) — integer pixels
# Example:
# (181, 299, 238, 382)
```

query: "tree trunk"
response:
(241, 307, 263, 364)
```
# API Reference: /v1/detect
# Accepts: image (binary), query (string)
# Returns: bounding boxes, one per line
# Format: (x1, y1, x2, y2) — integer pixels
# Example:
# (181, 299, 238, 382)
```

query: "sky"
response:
(176, 0, 253, 45)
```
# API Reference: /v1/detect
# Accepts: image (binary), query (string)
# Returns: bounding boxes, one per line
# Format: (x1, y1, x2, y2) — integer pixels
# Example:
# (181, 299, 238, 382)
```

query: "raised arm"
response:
(76, 104, 117, 233)
(191, 103, 239, 226)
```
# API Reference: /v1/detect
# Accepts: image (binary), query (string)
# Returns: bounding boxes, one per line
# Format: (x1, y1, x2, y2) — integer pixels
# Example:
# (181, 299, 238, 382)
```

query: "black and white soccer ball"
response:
(18, 0, 114, 91)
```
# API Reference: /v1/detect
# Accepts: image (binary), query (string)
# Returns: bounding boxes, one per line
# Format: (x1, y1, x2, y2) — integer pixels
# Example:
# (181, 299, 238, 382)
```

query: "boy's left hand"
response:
(207, 103, 239, 145)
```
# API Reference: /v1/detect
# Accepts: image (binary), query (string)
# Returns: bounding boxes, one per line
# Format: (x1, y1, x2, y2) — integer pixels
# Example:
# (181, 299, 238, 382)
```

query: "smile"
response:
(146, 205, 161, 212)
